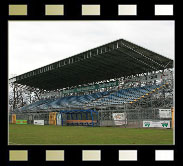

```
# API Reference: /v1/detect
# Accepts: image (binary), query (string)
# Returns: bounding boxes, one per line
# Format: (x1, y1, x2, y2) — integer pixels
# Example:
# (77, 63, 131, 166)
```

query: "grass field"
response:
(9, 124, 173, 145)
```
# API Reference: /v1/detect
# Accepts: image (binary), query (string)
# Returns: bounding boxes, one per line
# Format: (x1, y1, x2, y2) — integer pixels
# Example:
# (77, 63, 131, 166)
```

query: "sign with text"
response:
(62, 80, 119, 94)
(159, 109, 171, 118)
(34, 120, 44, 125)
(112, 113, 127, 125)
(143, 120, 170, 128)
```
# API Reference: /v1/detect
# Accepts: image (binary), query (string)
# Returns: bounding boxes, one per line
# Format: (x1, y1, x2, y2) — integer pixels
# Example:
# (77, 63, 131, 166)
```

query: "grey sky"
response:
(9, 21, 174, 78)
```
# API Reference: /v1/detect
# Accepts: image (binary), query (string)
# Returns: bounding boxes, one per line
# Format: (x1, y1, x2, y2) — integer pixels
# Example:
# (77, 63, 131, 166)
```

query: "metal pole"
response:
(61, 112, 63, 126)
(97, 112, 99, 126)
(91, 111, 94, 127)
(86, 112, 88, 120)
(76, 113, 78, 126)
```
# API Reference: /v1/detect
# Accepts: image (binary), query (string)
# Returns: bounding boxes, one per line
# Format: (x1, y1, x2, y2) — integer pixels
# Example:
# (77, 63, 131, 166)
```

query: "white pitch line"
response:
(9, 141, 22, 145)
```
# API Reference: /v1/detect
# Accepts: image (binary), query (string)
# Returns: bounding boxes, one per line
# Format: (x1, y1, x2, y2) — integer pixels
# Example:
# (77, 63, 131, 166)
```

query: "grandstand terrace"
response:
(9, 39, 174, 127)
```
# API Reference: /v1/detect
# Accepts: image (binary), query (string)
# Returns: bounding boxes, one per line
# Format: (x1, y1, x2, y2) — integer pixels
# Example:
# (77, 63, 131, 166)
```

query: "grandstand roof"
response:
(13, 39, 173, 90)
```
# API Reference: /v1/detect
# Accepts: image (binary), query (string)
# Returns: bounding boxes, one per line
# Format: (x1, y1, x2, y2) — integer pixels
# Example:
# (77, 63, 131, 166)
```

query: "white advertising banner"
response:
(34, 120, 44, 125)
(57, 113, 62, 125)
(112, 113, 127, 125)
(143, 120, 170, 128)
(159, 109, 171, 118)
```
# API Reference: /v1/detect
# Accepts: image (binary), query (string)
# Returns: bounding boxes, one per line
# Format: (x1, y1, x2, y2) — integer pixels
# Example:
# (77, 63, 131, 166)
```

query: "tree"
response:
(9, 82, 42, 111)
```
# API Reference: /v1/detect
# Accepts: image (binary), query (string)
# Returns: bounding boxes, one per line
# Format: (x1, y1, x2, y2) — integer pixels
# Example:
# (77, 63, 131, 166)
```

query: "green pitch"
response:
(9, 124, 173, 145)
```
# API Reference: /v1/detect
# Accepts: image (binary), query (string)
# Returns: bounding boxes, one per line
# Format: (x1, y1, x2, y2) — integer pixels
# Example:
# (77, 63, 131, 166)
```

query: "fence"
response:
(9, 108, 172, 128)
(98, 108, 172, 128)
(9, 113, 50, 125)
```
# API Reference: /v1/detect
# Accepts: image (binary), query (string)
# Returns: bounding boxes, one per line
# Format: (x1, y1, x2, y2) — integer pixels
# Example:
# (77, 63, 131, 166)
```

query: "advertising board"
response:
(143, 120, 170, 128)
(159, 109, 171, 118)
(57, 114, 62, 125)
(112, 113, 127, 125)
(34, 120, 44, 125)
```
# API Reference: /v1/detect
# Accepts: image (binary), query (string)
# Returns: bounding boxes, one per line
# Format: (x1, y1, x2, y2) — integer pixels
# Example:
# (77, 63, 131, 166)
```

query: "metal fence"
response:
(9, 107, 172, 128)
(98, 108, 172, 128)
(9, 113, 50, 125)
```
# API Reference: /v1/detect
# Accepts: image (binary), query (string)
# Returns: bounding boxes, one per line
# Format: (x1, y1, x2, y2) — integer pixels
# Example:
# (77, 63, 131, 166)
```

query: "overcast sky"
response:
(9, 21, 174, 78)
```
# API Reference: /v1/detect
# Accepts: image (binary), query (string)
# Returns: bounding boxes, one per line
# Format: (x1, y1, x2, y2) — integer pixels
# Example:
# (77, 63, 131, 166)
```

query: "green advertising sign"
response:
(16, 120, 27, 124)
(161, 122, 168, 128)
(145, 123, 150, 127)
(61, 80, 119, 94)
(143, 121, 170, 128)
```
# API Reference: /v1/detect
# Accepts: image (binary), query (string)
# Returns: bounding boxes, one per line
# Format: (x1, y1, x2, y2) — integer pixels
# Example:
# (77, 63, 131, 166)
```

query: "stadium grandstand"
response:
(9, 39, 174, 128)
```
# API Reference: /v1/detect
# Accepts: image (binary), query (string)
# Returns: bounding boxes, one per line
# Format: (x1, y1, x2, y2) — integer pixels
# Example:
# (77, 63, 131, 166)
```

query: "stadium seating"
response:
(19, 84, 163, 111)
(89, 84, 162, 106)
(20, 99, 53, 111)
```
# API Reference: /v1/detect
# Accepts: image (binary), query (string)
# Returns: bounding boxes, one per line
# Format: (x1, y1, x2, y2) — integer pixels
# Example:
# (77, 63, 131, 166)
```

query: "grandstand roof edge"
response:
(11, 39, 173, 90)
(11, 38, 173, 80)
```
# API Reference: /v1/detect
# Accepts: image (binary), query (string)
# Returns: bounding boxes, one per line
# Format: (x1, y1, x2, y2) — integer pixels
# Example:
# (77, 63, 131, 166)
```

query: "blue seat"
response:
(19, 84, 162, 110)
